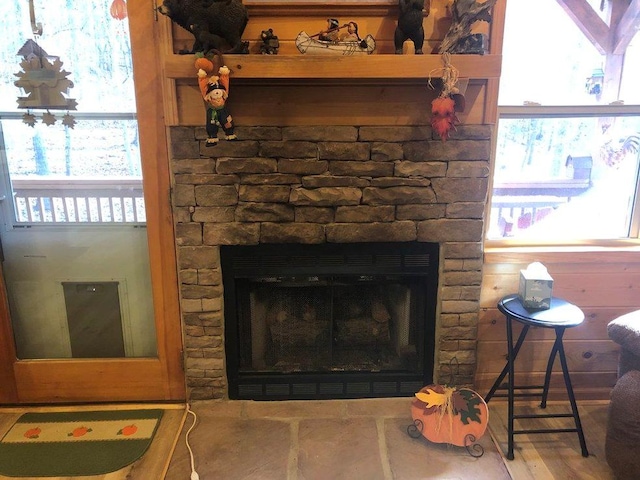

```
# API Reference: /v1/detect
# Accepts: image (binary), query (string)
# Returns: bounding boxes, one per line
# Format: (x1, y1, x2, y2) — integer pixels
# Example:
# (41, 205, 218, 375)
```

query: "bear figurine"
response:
(259, 29, 279, 55)
(158, 0, 249, 54)
(394, 0, 428, 54)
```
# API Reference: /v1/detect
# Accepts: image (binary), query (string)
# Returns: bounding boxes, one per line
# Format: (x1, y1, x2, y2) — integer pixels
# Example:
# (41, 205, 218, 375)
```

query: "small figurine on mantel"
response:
(439, 0, 498, 54)
(157, 0, 249, 54)
(296, 20, 376, 55)
(259, 29, 280, 55)
(394, 0, 429, 54)
(318, 18, 341, 42)
(195, 53, 237, 147)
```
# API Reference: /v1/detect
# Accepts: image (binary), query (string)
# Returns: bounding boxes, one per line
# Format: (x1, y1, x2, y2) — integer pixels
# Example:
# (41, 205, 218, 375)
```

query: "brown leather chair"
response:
(606, 311, 640, 480)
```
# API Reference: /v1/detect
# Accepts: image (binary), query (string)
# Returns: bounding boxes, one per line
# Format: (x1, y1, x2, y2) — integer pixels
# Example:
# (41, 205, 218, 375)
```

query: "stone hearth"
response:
(169, 124, 490, 400)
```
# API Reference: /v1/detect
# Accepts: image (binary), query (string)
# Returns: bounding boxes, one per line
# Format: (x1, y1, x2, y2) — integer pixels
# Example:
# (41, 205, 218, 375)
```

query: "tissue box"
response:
(518, 263, 553, 310)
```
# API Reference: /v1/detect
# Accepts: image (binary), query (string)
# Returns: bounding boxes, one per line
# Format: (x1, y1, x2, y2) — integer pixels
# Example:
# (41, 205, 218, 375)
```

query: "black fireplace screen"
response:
(221, 242, 438, 400)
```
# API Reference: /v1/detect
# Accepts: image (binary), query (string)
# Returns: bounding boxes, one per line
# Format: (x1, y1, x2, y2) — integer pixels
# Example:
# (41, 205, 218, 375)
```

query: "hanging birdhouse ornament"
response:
(14, 39, 77, 127)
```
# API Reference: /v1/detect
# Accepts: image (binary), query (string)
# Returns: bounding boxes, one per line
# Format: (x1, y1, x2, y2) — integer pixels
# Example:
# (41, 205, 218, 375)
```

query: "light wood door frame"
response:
(0, 1, 185, 404)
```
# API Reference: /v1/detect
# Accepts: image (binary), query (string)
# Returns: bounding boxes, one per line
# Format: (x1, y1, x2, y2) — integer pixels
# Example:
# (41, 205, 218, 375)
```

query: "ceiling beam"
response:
(555, 0, 611, 53)
(613, 0, 640, 54)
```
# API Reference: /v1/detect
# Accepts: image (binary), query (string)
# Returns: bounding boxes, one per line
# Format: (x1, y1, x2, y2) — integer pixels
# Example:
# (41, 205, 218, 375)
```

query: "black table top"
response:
(498, 294, 585, 328)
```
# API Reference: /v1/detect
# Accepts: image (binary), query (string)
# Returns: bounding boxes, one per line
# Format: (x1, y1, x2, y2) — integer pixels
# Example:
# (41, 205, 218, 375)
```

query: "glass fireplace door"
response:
(222, 241, 439, 401)
(240, 276, 420, 375)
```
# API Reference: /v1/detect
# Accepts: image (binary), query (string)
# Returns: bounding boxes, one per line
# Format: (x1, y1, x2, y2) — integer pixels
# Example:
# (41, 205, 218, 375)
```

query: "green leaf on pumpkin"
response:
(458, 390, 483, 425)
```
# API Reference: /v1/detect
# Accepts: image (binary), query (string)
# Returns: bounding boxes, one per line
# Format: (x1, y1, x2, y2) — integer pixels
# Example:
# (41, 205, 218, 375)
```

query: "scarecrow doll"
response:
(196, 57, 237, 146)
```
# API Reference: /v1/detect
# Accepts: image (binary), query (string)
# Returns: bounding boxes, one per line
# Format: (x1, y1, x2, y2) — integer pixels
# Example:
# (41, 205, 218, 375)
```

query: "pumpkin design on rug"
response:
(0, 409, 163, 477)
(408, 384, 489, 456)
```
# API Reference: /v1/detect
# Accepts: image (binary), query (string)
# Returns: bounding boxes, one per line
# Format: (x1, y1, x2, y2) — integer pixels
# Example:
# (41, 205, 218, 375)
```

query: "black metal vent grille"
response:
(405, 255, 430, 267)
(224, 242, 437, 277)
(235, 379, 425, 400)
(319, 255, 344, 266)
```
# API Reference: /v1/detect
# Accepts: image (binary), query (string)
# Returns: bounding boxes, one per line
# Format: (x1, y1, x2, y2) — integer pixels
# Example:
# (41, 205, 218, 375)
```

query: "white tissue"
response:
(522, 262, 553, 280)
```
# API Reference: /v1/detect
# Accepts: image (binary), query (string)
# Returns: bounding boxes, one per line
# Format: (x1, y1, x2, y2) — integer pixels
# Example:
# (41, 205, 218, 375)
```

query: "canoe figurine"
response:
(296, 19, 376, 55)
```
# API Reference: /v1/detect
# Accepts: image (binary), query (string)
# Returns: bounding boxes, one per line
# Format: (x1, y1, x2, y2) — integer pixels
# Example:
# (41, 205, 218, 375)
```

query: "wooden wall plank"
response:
(479, 306, 626, 342)
(483, 248, 640, 266)
(476, 339, 619, 374)
(481, 271, 640, 308)
(478, 248, 640, 402)
(476, 371, 617, 401)
(176, 82, 485, 126)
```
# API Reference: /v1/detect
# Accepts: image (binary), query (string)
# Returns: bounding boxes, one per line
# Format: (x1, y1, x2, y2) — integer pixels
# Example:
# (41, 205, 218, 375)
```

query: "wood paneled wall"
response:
(476, 249, 640, 400)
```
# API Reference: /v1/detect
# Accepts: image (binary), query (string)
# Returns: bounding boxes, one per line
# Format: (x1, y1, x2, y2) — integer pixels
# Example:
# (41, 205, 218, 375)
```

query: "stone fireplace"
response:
(170, 124, 489, 400)
(221, 241, 438, 400)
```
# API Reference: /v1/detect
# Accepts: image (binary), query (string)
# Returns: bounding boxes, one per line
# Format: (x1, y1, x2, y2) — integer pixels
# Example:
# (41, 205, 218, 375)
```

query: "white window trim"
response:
(485, 104, 640, 248)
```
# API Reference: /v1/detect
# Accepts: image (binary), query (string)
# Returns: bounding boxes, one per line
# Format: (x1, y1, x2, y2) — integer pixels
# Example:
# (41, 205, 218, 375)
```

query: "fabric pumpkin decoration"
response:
(431, 96, 458, 141)
(429, 53, 464, 141)
(409, 384, 488, 448)
(194, 56, 215, 74)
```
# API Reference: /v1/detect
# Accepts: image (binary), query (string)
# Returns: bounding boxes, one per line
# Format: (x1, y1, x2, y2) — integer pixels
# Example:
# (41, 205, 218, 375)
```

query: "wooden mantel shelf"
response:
(163, 54, 502, 82)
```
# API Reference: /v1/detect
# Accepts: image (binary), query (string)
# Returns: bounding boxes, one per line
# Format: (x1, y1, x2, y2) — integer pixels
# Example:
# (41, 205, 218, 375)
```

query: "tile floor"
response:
(165, 398, 510, 480)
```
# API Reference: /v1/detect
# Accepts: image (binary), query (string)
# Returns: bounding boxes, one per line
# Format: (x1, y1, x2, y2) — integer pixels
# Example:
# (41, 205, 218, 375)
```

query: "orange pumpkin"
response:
(195, 57, 215, 74)
(410, 384, 488, 447)
(431, 96, 458, 142)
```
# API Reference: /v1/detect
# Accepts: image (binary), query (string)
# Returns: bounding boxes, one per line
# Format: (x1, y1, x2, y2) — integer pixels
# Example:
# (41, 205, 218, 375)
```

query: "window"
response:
(486, 0, 640, 244)
(0, 0, 143, 226)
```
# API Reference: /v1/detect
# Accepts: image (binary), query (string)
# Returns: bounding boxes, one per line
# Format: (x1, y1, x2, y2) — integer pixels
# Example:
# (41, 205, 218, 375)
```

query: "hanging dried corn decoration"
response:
(430, 53, 462, 141)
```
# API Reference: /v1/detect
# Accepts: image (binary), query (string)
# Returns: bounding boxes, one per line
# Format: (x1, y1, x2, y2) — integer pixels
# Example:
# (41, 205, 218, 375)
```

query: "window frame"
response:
(485, 104, 640, 248)
(0, 111, 145, 228)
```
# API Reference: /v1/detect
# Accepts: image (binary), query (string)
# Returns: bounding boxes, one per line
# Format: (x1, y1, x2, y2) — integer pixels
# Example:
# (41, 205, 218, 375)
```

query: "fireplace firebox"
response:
(220, 242, 439, 400)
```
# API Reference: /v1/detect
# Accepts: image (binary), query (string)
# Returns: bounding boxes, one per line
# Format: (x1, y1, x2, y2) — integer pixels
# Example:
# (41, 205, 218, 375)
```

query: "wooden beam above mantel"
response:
(555, 0, 640, 55)
(162, 53, 502, 81)
(555, 0, 610, 54)
(613, 0, 640, 54)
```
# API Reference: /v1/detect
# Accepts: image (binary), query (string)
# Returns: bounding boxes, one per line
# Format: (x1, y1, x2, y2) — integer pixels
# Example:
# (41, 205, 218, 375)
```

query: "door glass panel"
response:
(0, 1, 157, 359)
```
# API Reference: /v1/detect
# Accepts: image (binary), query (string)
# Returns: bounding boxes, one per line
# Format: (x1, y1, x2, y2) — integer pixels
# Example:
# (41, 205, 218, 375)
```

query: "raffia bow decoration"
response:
(429, 53, 464, 141)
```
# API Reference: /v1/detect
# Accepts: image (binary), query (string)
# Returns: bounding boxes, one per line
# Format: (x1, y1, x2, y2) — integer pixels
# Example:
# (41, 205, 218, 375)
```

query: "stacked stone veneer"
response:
(169, 124, 491, 400)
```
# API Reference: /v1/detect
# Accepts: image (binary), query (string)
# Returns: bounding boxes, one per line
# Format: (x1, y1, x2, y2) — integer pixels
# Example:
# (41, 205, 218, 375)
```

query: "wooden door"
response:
(0, 1, 184, 404)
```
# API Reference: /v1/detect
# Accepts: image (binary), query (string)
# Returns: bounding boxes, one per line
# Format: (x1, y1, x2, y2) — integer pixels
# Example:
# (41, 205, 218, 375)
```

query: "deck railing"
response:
(10, 177, 145, 224)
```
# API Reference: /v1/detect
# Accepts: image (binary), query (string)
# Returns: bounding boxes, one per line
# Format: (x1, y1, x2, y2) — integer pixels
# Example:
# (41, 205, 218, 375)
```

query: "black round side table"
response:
(484, 294, 589, 460)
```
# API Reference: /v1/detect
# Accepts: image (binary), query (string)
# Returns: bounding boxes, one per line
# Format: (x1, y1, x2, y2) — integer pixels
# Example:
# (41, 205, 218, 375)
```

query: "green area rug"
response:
(0, 409, 163, 477)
